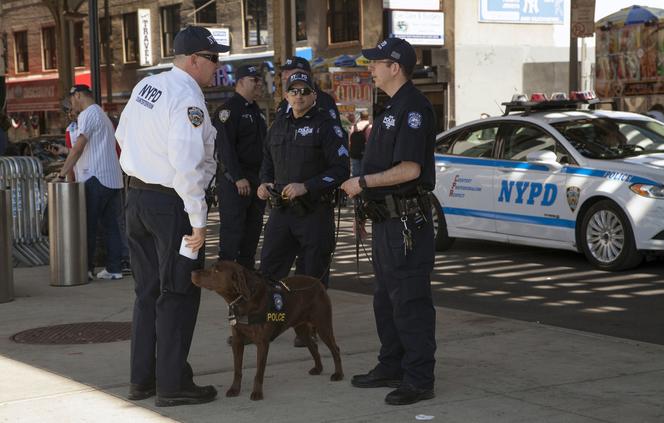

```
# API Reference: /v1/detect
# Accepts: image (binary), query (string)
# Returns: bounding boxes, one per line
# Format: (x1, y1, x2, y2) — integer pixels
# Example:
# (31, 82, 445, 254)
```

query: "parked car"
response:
(431, 93, 664, 270)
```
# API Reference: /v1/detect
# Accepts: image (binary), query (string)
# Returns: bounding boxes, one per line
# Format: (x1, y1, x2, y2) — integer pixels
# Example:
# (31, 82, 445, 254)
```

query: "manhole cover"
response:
(12, 322, 131, 345)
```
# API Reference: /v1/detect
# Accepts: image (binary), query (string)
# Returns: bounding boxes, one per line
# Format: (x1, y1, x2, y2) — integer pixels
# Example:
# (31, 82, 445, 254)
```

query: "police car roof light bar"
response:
(502, 92, 599, 116)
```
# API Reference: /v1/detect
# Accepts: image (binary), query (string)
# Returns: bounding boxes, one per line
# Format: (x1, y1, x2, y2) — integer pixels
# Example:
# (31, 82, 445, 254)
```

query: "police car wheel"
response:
(579, 200, 642, 271)
(430, 194, 455, 251)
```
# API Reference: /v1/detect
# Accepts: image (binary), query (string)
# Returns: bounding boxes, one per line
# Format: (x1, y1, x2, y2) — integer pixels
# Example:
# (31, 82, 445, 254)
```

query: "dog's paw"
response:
(226, 387, 240, 397)
(250, 391, 264, 401)
(330, 372, 344, 381)
(308, 366, 322, 375)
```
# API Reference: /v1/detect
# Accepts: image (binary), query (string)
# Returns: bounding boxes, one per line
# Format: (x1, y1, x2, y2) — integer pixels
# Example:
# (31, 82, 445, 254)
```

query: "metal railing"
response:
(0, 157, 50, 266)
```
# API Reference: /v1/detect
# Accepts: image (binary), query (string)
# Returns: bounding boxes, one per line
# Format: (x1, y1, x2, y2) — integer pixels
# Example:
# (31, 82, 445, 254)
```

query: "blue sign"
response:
(479, 0, 565, 24)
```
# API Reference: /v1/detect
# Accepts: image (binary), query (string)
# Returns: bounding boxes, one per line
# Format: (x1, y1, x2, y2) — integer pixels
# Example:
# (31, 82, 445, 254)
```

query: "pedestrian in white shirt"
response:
(58, 84, 124, 281)
(115, 26, 225, 407)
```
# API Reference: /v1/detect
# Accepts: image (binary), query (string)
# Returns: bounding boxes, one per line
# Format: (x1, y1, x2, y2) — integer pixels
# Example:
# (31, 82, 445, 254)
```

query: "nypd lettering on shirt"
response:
(383, 115, 396, 129)
(408, 112, 422, 129)
(136, 84, 163, 109)
(297, 126, 314, 137)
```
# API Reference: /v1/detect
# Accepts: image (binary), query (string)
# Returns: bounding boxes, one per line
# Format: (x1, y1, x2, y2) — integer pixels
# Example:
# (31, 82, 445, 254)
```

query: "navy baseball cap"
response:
(286, 72, 314, 90)
(362, 37, 416, 73)
(236, 65, 260, 79)
(281, 56, 311, 72)
(173, 26, 230, 55)
(69, 84, 92, 95)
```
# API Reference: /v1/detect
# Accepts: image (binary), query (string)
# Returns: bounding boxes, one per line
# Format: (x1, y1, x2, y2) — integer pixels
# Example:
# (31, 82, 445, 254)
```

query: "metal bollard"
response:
(48, 182, 88, 286)
(0, 189, 14, 303)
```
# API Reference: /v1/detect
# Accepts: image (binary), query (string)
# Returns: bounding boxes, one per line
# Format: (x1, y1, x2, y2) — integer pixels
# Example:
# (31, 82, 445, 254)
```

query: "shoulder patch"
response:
(188, 107, 204, 127)
(333, 125, 344, 138)
(329, 109, 337, 120)
(218, 109, 231, 123)
(407, 112, 422, 129)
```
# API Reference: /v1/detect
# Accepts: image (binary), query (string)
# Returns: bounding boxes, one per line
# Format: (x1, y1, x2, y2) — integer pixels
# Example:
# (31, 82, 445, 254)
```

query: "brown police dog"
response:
(191, 260, 343, 400)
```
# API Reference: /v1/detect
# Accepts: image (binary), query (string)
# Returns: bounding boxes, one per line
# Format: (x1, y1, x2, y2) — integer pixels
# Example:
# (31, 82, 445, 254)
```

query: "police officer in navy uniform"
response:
(213, 65, 267, 269)
(115, 26, 226, 407)
(341, 38, 437, 406)
(258, 72, 349, 339)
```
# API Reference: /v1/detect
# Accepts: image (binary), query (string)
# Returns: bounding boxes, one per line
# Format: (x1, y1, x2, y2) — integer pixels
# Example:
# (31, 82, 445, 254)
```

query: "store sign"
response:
(383, 0, 439, 10)
(330, 70, 373, 106)
(138, 9, 153, 67)
(571, 0, 595, 38)
(389, 11, 444, 46)
(5, 78, 60, 112)
(479, 0, 565, 24)
(206, 28, 231, 56)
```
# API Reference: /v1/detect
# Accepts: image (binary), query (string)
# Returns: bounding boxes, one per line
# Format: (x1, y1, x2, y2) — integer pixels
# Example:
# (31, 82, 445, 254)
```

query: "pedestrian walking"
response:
(115, 26, 226, 407)
(341, 37, 437, 406)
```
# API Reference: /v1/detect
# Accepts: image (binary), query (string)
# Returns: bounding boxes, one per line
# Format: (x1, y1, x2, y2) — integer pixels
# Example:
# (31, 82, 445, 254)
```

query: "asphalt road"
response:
(207, 207, 664, 346)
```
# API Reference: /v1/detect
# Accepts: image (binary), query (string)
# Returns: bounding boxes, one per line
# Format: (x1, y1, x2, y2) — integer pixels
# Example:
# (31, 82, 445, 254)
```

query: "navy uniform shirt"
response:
(261, 105, 349, 199)
(361, 81, 435, 200)
(213, 92, 267, 185)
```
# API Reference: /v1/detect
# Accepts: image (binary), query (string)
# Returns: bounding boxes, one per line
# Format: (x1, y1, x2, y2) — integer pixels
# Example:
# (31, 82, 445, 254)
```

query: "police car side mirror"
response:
(526, 150, 562, 171)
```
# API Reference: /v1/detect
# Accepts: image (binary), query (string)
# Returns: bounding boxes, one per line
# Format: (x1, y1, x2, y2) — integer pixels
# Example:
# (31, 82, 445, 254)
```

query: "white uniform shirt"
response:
(76, 104, 124, 189)
(67, 121, 85, 181)
(115, 66, 216, 228)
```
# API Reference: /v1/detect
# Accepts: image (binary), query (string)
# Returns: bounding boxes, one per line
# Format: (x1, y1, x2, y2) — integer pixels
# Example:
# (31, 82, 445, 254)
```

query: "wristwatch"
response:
(359, 175, 368, 190)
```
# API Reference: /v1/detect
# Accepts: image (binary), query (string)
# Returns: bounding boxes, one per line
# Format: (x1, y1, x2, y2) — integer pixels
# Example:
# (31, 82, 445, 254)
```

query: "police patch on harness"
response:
(188, 107, 204, 127)
(272, 293, 283, 311)
(408, 112, 422, 129)
(218, 109, 231, 123)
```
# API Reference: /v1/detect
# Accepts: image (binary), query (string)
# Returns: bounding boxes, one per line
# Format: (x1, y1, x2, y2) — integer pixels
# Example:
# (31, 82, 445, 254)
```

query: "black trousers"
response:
(371, 209, 437, 390)
(126, 188, 204, 393)
(260, 204, 334, 285)
(217, 177, 265, 269)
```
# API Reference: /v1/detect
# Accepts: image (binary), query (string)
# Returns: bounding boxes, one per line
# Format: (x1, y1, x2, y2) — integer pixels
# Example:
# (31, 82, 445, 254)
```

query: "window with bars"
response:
(295, 0, 307, 41)
(194, 0, 216, 24)
(244, 0, 268, 47)
(123, 12, 138, 63)
(13, 31, 28, 73)
(329, 0, 359, 44)
(161, 5, 181, 57)
(42, 27, 57, 70)
(73, 22, 85, 67)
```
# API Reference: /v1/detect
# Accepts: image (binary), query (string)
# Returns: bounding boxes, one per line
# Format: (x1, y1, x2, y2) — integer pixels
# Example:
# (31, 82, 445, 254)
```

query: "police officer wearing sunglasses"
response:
(341, 37, 437, 406)
(258, 71, 349, 301)
(213, 65, 267, 270)
(116, 26, 227, 407)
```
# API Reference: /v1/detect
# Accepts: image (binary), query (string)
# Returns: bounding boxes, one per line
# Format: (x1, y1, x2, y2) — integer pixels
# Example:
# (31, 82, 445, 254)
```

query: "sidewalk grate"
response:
(11, 322, 131, 345)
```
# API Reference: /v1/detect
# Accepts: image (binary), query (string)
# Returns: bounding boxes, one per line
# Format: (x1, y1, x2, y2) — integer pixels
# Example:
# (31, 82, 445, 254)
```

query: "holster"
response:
(359, 189, 431, 223)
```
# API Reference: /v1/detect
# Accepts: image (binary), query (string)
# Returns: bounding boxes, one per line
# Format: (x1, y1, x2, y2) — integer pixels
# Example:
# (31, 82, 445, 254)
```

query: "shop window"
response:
(73, 22, 85, 67)
(14, 31, 29, 73)
(244, 0, 268, 47)
(42, 27, 57, 70)
(123, 12, 139, 63)
(161, 5, 181, 57)
(194, 0, 216, 24)
(329, 0, 359, 44)
(295, 0, 307, 41)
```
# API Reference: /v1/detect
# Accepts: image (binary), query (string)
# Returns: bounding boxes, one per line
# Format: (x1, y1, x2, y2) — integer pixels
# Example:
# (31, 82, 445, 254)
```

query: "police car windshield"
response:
(552, 118, 664, 159)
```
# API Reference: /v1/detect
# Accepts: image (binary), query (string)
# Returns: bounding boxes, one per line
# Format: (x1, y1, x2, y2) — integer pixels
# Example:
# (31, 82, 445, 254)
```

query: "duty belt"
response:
(129, 177, 178, 196)
(358, 190, 431, 223)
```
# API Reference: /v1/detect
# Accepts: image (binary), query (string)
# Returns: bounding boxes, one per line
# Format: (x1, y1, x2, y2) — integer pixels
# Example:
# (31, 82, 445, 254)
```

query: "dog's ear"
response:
(232, 268, 251, 299)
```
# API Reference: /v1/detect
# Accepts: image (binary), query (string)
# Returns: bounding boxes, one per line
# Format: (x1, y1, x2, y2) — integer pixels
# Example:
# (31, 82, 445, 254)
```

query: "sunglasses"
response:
(194, 53, 219, 63)
(287, 87, 314, 96)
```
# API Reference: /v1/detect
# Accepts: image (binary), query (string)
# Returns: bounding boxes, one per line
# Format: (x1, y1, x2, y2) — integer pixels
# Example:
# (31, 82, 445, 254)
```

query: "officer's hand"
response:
(353, 219, 368, 240)
(184, 227, 206, 253)
(257, 183, 273, 200)
(236, 178, 251, 196)
(341, 177, 362, 198)
(282, 183, 307, 200)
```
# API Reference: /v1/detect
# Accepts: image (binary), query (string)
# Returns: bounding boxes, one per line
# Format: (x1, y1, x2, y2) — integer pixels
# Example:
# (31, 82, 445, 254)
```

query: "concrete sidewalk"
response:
(0, 265, 662, 423)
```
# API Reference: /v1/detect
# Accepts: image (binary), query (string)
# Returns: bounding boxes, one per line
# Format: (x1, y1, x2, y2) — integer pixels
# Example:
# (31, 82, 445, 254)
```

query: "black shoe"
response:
(155, 384, 217, 407)
(385, 384, 435, 405)
(127, 383, 156, 400)
(351, 369, 401, 388)
(293, 333, 317, 348)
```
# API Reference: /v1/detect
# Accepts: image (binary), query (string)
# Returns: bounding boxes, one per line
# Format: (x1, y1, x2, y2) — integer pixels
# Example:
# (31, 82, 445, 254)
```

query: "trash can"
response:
(48, 181, 88, 286)
(0, 189, 14, 303)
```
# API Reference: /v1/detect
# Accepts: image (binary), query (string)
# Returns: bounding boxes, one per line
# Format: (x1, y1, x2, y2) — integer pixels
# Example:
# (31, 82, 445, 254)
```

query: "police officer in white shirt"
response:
(115, 26, 226, 407)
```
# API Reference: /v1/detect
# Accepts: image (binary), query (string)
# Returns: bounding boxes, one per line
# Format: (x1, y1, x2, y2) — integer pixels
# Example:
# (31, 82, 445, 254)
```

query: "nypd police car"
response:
(431, 93, 664, 270)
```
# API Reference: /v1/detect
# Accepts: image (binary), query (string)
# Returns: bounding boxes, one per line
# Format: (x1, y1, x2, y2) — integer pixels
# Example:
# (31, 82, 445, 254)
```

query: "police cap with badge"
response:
(173, 25, 230, 55)
(281, 56, 312, 73)
(236, 64, 261, 80)
(361, 37, 416, 75)
(286, 71, 315, 90)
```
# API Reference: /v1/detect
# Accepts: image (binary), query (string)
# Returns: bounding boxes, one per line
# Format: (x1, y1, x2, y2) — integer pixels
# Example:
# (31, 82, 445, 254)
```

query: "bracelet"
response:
(359, 175, 368, 189)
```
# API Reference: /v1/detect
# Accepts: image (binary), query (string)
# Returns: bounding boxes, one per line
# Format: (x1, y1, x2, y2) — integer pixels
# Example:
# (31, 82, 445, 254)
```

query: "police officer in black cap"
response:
(341, 37, 437, 406)
(213, 65, 267, 269)
(257, 71, 349, 324)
